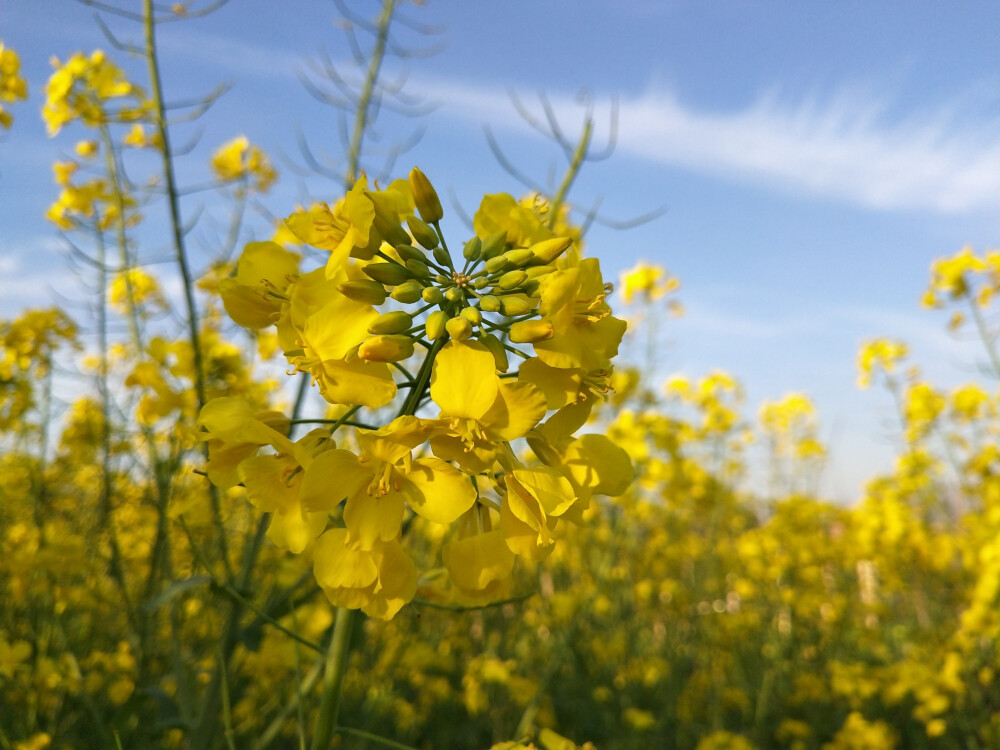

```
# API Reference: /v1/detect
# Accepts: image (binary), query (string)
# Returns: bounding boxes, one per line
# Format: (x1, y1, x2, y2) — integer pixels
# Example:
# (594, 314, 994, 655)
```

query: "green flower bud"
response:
(425, 310, 448, 340)
(523, 279, 541, 296)
(432, 245, 453, 269)
(422, 287, 444, 304)
(368, 310, 413, 335)
(502, 248, 534, 268)
(484, 255, 508, 275)
(529, 236, 573, 265)
(359, 334, 414, 362)
(406, 215, 439, 249)
(500, 296, 532, 316)
(473, 276, 489, 289)
(460, 306, 482, 325)
(394, 243, 426, 263)
(409, 167, 443, 223)
(445, 287, 464, 303)
(337, 279, 387, 305)
(364, 262, 409, 286)
(445, 316, 472, 341)
(481, 232, 507, 260)
(498, 270, 528, 290)
(479, 295, 502, 313)
(525, 265, 556, 279)
(509, 320, 554, 344)
(463, 236, 482, 262)
(479, 333, 509, 373)
(405, 258, 431, 277)
(373, 212, 411, 247)
(390, 280, 423, 304)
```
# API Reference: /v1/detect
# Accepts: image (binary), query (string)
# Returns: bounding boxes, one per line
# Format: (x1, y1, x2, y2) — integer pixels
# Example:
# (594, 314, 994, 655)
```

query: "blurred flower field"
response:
(2, 4, 1000, 750)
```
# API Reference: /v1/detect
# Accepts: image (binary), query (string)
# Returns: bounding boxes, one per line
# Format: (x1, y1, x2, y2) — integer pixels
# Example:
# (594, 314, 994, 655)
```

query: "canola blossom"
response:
(201, 167, 635, 619)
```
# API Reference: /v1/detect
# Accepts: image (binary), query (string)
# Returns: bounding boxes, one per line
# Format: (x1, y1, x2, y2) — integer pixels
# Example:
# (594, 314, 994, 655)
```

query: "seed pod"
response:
(337, 279, 387, 305)
(500, 296, 532, 317)
(390, 280, 423, 304)
(498, 270, 528, 290)
(368, 310, 413, 335)
(528, 236, 573, 265)
(363, 262, 409, 286)
(479, 295, 501, 313)
(406, 215, 439, 249)
(422, 287, 444, 304)
(460, 307, 482, 325)
(445, 316, 472, 341)
(509, 320, 554, 344)
(425, 310, 448, 340)
(394, 243, 426, 264)
(409, 167, 443, 223)
(463, 236, 482, 262)
(359, 334, 414, 362)
(479, 333, 509, 373)
(481, 232, 507, 260)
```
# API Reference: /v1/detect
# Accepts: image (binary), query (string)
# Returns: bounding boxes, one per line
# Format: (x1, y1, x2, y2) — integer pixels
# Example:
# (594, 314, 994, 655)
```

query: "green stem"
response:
(309, 608, 357, 750)
(548, 117, 593, 229)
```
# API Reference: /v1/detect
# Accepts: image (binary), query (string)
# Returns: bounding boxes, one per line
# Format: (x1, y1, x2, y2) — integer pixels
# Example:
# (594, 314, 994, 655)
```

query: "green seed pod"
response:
(479, 333, 509, 373)
(502, 248, 534, 268)
(446, 316, 472, 341)
(406, 215, 439, 249)
(498, 270, 528, 290)
(422, 287, 444, 305)
(405, 258, 431, 278)
(509, 319, 554, 344)
(425, 310, 449, 340)
(364, 262, 409, 286)
(368, 310, 414, 335)
(394, 243, 426, 264)
(463, 236, 482, 262)
(390, 280, 423, 304)
(359, 334, 414, 362)
(529, 236, 573, 265)
(337, 279, 387, 305)
(479, 295, 502, 313)
(481, 232, 507, 260)
(484, 255, 508, 275)
(432, 245, 454, 269)
(445, 287, 464, 303)
(500, 296, 532, 317)
(460, 307, 482, 325)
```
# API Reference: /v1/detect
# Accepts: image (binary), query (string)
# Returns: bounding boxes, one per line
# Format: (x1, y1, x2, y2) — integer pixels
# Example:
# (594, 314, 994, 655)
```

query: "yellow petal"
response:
(301, 294, 377, 362)
(518, 357, 582, 410)
(430, 341, 498, 418)
(299, 449, 368, 512)
(362, 540, 417, 620)
(403, 458, 477, 525)
(344, 489, 406, 550)
(315, 358, 396, 409)
(443, 529, 515, 590)
(482, 380, 547, 441)
(510, 466, 576, 517)
(563, 434, 634, 497)
(313, 528, 378, 589)
(238, 454, 298, 514)
(267, 507, 327, 554)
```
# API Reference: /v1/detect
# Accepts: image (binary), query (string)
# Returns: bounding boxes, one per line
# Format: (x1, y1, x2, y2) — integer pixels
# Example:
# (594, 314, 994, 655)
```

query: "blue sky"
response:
(1, 1, 998, 500)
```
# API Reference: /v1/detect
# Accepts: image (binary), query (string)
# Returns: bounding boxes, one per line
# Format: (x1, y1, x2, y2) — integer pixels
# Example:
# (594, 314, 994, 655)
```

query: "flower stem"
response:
(309, 607, 356, 750)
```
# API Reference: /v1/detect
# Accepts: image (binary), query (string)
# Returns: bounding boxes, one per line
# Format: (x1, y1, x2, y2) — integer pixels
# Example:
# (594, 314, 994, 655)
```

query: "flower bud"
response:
(481, 232, 506, 260)
(479, 333, 509, 373)
(473, 276, 489, 289)
(359, 334, 414, 362)
(409, 167, 443, 223)
(502, 248, 534, 268)
(525, 265, 556, 279)
(446, 316, 472, 341)
(528, 237, 573, 265)
(390, 280, 423, 304)
(509, 320, 554, 344)
(364, 262, 409, 286)
(407, 215, 439, 249)
(500, 296, 532, 317)
(368, 310, 413, 335)
(484, 255, 507, 275)
(445, 287, 464, 303)
(337, 279, 387, 305)
(405, 258, 431, 278)
(394, 243, 426, 264)
(463, 236, 482, 262)
(460, 307, 482, 325)
(373, 212, 411, 247)
(425, 310, 448, 340)
(422, 287, 444, 304)
(479, 295, 502, 313)
(498, 270, 528, 290)
(432, 245, 453, 269)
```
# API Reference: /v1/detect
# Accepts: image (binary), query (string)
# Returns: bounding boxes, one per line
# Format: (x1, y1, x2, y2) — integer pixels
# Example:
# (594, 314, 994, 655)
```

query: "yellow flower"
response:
(0, 44, 29, 130)
(218, 241, 301, 329)
(210, 135, 277, 191)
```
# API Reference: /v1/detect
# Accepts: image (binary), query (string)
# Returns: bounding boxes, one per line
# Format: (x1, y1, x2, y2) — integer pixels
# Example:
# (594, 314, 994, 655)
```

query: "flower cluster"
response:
(0, 43, 28, 129)
(42, 51, 149, 136)
(201, 168, 633, 618)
